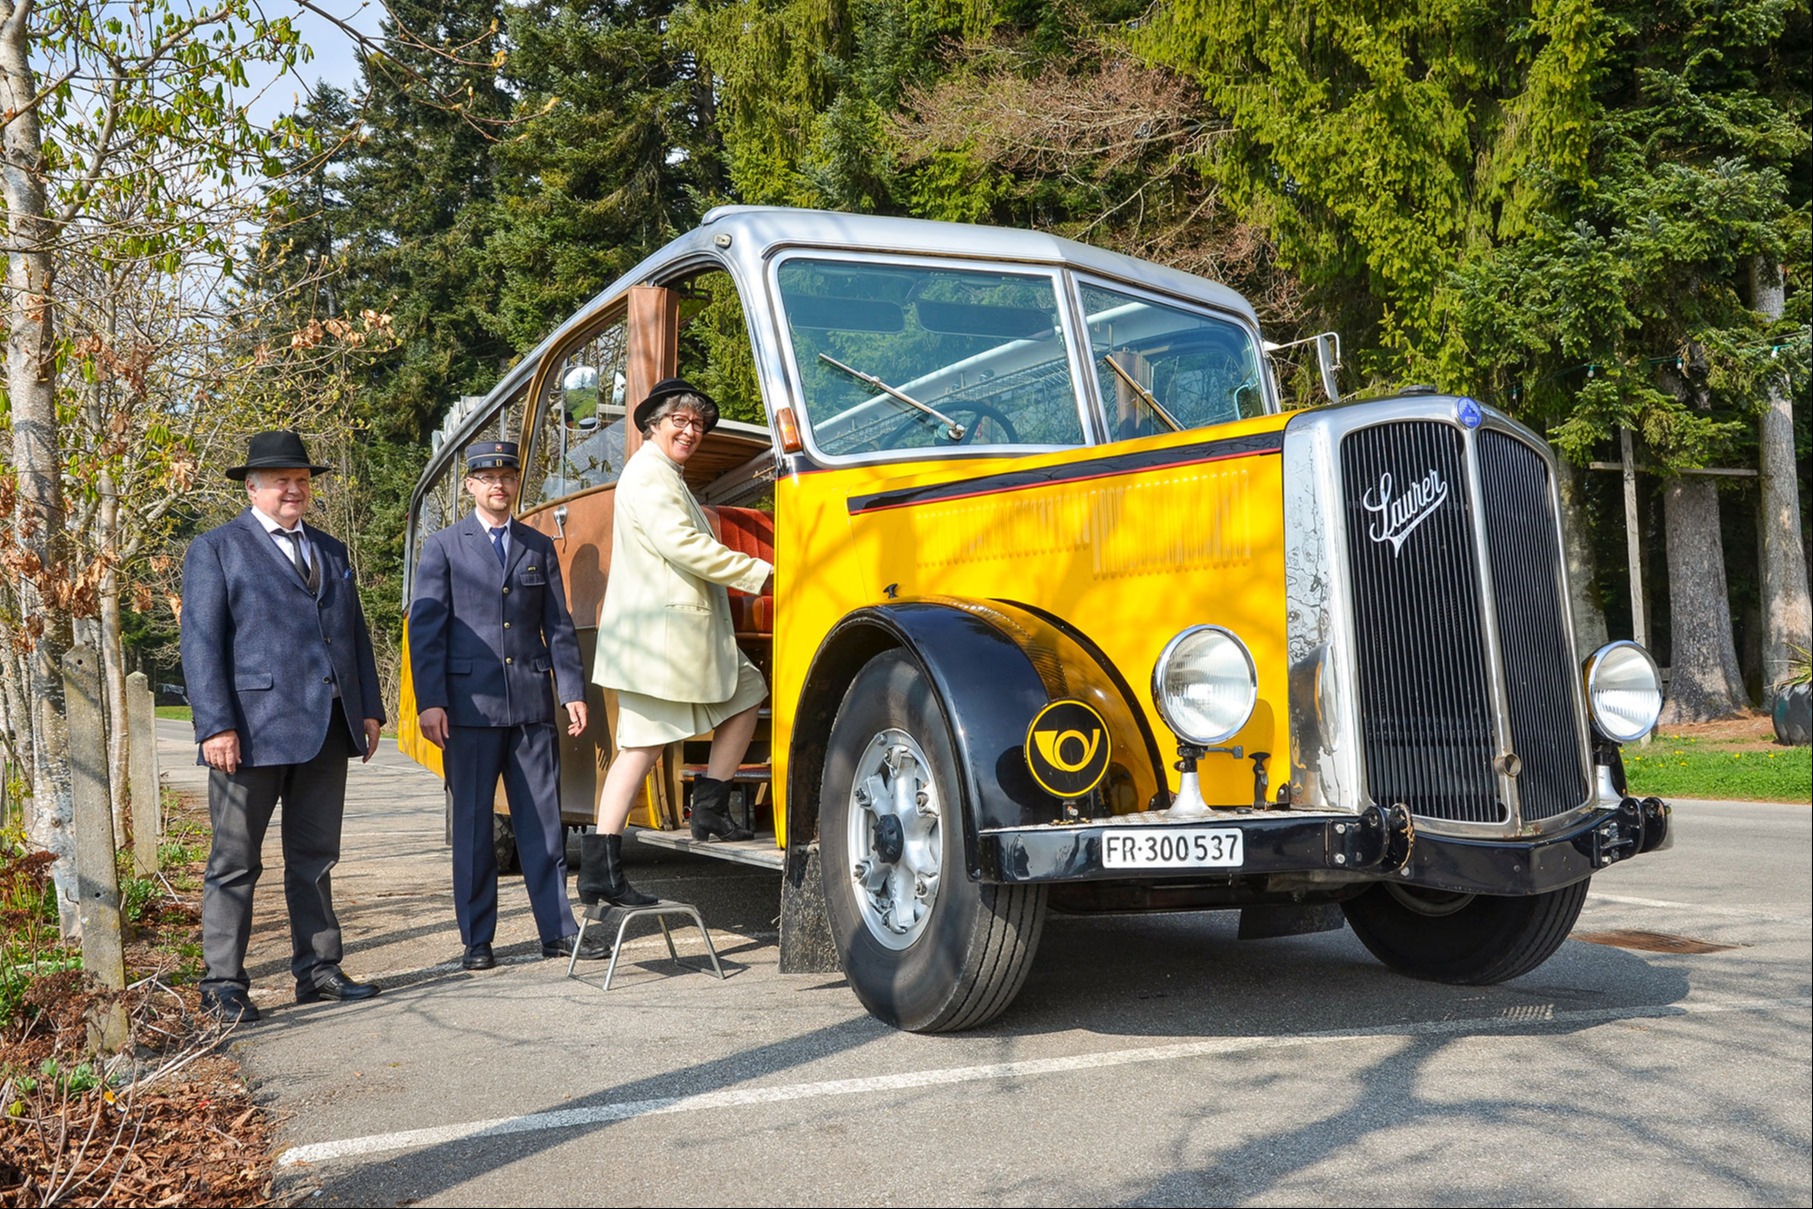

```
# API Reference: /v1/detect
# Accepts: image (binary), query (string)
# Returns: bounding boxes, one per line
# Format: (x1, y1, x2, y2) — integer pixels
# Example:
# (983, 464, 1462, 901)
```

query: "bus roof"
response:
(420, 206, 1261, 491)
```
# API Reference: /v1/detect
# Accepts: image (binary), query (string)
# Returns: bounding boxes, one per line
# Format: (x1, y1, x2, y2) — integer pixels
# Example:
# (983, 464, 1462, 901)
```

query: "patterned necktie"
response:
(277, 529, 319, 593)
(490, 526, 508, 568)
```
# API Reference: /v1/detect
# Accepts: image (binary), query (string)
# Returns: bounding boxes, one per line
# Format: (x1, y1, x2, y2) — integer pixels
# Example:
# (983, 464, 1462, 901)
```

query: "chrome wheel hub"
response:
(847, 728, 942, 950)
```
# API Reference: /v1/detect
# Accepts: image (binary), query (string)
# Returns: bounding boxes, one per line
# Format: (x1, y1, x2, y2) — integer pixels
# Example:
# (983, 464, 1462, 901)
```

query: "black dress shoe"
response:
(200, 986, 261, 1024)
(542, 933, 611, 961)
(296, 969, 382, 1003)
(462, 943, 496, 971)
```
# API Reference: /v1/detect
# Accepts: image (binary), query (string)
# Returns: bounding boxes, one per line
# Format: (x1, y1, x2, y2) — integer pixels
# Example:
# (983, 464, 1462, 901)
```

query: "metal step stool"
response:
(567, 899, 727, 990)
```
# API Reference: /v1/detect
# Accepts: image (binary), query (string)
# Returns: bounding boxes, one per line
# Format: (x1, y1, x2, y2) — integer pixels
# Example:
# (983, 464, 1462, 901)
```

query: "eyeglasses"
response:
(468, 472, 519, 486)
(663, 415, 706, 433)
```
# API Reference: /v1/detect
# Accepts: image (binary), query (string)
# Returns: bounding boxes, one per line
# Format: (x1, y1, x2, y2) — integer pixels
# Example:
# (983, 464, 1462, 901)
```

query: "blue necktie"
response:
(490, 526, 508, 568)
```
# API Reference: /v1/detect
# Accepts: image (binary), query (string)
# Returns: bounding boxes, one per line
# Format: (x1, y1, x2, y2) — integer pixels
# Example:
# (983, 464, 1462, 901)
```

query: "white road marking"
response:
(277, 994, 1810, 1169)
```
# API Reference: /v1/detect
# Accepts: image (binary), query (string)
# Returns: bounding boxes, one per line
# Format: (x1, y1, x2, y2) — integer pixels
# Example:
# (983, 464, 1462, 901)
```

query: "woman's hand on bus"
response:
(564, 700, 588, 737)
(419, 706, 449, 748)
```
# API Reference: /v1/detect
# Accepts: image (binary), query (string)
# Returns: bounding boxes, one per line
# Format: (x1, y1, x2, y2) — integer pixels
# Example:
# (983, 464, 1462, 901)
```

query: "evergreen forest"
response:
(2, 0, 1809, 878)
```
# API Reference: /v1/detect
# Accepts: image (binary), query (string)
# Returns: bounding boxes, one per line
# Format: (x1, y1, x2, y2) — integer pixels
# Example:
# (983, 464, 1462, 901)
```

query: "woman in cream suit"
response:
(584, 378, 774, 907)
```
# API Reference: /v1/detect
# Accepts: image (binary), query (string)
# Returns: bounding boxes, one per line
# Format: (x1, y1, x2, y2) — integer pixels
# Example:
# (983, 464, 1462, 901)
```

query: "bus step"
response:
(679, 763, 771, 783)
(628, 826, 784, 870)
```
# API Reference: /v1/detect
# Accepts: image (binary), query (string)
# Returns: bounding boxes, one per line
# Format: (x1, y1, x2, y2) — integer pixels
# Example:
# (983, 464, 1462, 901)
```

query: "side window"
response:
(1079, 282, 1267, 439)
(677, 269, 765, 426)
(777, 258, 1085, 459)
(519, 316, 633, 509)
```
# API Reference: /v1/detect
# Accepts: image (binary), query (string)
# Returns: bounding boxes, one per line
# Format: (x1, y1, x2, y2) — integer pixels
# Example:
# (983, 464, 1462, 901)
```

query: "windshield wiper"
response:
(1103, 354, 1182, 433)
(818, 353, 966, 441)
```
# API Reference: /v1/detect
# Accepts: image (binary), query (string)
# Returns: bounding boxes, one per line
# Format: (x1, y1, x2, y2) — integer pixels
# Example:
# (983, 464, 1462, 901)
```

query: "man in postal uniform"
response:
(408, 440, 607, 970)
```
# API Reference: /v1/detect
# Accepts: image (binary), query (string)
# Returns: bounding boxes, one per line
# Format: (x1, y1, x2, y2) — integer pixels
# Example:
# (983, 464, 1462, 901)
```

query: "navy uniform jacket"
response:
(180, 510, 385, 766)
(408, 514, 585, 727)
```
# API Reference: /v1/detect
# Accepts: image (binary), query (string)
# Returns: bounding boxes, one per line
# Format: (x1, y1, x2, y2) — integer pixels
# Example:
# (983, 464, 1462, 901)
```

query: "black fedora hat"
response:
(633, 377, 718, 434)
(226, 430, 332, 481)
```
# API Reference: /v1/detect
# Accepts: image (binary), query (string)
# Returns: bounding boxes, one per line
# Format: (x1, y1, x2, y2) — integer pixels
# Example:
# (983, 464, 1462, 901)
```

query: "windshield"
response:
(778, 258, 1086, 458)
(1080, 282, 1267, 438)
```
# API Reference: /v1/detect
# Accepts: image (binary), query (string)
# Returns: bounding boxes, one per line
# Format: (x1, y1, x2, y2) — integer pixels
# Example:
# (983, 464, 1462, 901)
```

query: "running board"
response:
(629, 826, 785, 870)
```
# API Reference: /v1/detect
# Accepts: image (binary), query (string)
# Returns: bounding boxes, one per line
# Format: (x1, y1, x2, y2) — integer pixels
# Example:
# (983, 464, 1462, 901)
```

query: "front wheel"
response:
(1342, 878, 1589, 984)
(820, 650, 1047, 1032)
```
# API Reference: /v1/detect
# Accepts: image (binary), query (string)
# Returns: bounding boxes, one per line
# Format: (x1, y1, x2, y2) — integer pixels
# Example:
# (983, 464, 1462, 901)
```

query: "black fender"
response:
(788, 597, 1166, 879)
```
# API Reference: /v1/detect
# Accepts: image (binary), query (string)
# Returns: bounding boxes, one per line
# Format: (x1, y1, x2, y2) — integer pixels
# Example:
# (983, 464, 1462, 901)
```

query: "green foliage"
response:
(1137, 0, 1603, 374)
(1, 824, 71, 1032)
(1623, 736, 1812, 801)
(1451, 0, 1810, 464)
(485, 0, 720, 347)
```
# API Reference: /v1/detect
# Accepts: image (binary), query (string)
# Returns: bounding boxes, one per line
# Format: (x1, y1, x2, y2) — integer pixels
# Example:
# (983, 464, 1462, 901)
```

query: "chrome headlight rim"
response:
(1151, 624, 1259, 747)
(1583, 640, 1663, 744)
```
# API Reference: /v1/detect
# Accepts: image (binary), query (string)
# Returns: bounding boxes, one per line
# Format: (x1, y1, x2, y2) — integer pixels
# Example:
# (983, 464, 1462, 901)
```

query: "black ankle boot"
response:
(689, 776, 753, 842)
(578, 832, 657, 907)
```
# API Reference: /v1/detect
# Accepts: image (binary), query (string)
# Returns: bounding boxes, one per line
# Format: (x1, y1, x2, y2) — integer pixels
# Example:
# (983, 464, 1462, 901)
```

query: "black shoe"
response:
(541, 932, 612, 961)
(296, 969, 382, 1003)
(578, 832, 658, 907)
(200, 986, 261, 1024)
(462, 943, 496, 971)
(689, 775, 754, 842)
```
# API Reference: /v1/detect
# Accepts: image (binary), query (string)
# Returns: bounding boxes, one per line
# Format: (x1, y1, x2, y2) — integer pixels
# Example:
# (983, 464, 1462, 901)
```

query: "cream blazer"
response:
(591, 442, 772, 703)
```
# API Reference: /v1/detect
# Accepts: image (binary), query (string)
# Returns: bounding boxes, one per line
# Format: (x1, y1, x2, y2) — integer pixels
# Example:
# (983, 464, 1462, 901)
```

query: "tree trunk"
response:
(1659, 476, 1748, 723)
(1750, 255, 1812, 704)
(100, 564, 130, 846)
(1556, 460, 1608, 661)
(3, 2, 79, 934)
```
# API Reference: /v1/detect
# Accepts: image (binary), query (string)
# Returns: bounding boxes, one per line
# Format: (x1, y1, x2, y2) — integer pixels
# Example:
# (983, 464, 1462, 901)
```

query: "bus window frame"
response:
(765, 249, 1097, 470)
(518, 301, 635, 514)
(1069, 272, 1277, 435)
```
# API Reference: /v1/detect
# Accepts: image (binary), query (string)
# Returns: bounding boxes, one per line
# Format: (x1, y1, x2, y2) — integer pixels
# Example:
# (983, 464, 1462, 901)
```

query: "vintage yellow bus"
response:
(399, 207, 1671, 1031)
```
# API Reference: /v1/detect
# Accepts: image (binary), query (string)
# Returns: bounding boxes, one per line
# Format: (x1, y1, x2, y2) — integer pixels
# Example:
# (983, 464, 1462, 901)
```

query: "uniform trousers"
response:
(200, 715, 352, 992)
(445, 722, 576, 947)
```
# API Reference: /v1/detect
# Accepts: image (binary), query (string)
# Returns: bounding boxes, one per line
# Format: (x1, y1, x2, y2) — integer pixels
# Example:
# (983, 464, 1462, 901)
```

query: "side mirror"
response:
(1316, 332, 1342, 404)
(1262, 331, 1343, 406)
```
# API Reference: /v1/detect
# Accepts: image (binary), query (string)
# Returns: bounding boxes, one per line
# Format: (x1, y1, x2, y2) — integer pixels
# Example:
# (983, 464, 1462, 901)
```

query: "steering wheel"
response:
(880, 400, 1021, 449)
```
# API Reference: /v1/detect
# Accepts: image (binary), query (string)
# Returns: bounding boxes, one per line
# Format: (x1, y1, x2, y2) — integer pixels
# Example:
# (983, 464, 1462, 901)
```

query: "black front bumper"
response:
(975, 796, 1671, 896)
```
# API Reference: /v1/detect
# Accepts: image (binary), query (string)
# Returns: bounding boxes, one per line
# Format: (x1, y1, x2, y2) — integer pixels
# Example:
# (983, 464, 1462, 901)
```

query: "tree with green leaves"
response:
(484, 0, 721, 348)
(2, 0, 319, 926)
(1452, 0, 1809, 722)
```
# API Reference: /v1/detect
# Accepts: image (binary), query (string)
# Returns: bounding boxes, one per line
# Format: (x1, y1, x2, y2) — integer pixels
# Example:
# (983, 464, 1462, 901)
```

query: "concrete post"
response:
(126, 670, 161, 876)
(65, 645, 126, 991)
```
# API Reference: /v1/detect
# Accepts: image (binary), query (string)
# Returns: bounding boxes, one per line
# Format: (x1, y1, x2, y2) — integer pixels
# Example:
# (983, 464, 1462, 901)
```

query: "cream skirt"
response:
(613, 655, 768, 749)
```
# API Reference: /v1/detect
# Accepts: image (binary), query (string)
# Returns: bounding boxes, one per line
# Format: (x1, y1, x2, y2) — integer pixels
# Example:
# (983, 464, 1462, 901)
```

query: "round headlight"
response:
(1152, 626, 1258, 746)
(1583, 641, 1662, 743)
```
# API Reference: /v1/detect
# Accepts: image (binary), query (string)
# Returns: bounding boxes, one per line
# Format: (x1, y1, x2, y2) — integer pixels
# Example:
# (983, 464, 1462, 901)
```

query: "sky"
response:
(242, 0, 385, 126)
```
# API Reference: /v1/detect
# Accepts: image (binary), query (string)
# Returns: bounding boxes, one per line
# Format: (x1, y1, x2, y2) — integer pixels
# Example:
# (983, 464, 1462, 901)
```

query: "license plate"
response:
(1101, 828, 1244, 869)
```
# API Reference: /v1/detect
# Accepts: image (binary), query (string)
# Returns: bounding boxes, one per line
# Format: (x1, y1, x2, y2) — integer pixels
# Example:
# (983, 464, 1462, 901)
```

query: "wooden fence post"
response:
(127, 670, 161, 877)
(65, 645, 126, 991)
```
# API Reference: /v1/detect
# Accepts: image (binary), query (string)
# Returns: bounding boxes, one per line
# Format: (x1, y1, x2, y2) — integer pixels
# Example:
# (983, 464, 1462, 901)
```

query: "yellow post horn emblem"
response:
(1024, 700, 1111, 798)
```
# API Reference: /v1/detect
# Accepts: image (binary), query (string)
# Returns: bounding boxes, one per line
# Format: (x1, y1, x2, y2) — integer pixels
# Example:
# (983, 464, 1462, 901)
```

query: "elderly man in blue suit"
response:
(408, 440, 607, 970)
(180, 431, 386, 1023)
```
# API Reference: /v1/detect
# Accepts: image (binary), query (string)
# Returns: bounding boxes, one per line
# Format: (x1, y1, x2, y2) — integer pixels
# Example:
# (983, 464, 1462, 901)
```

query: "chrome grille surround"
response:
(1282, 397, 1601, 838)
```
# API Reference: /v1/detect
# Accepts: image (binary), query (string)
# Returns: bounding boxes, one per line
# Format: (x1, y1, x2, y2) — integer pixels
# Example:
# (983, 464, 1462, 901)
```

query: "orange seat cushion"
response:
(706, 506, 775, 634)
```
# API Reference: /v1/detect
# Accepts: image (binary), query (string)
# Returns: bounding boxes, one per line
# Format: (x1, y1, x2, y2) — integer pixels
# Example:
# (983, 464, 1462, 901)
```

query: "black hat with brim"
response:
(466, 440, 522, 472)
(633, 377, 717, 434)
(226, 430, 332, 480)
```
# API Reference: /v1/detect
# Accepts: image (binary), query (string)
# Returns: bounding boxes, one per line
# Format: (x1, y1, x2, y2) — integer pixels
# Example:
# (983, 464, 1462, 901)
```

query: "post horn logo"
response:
(1024, 699, 1112, 799)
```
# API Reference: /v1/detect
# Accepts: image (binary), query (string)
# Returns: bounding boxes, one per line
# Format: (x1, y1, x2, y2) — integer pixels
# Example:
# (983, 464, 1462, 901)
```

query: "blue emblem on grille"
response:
(1456, 397, 1483, 429)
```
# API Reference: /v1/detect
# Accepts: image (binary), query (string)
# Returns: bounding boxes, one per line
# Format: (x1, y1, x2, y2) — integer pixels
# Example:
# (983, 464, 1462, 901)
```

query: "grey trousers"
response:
(200, 718, 353, 992)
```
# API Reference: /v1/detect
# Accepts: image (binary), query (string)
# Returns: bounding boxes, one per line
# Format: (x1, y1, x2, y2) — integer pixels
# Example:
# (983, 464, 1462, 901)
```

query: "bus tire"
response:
(820, 650, 1047, 1032)
(493, 812, 519, 876)
(1342, 878, 1589, 984)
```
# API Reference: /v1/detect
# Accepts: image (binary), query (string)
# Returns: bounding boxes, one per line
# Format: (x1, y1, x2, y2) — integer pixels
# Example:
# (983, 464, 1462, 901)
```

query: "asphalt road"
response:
(156, 722, 1812, 1207)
